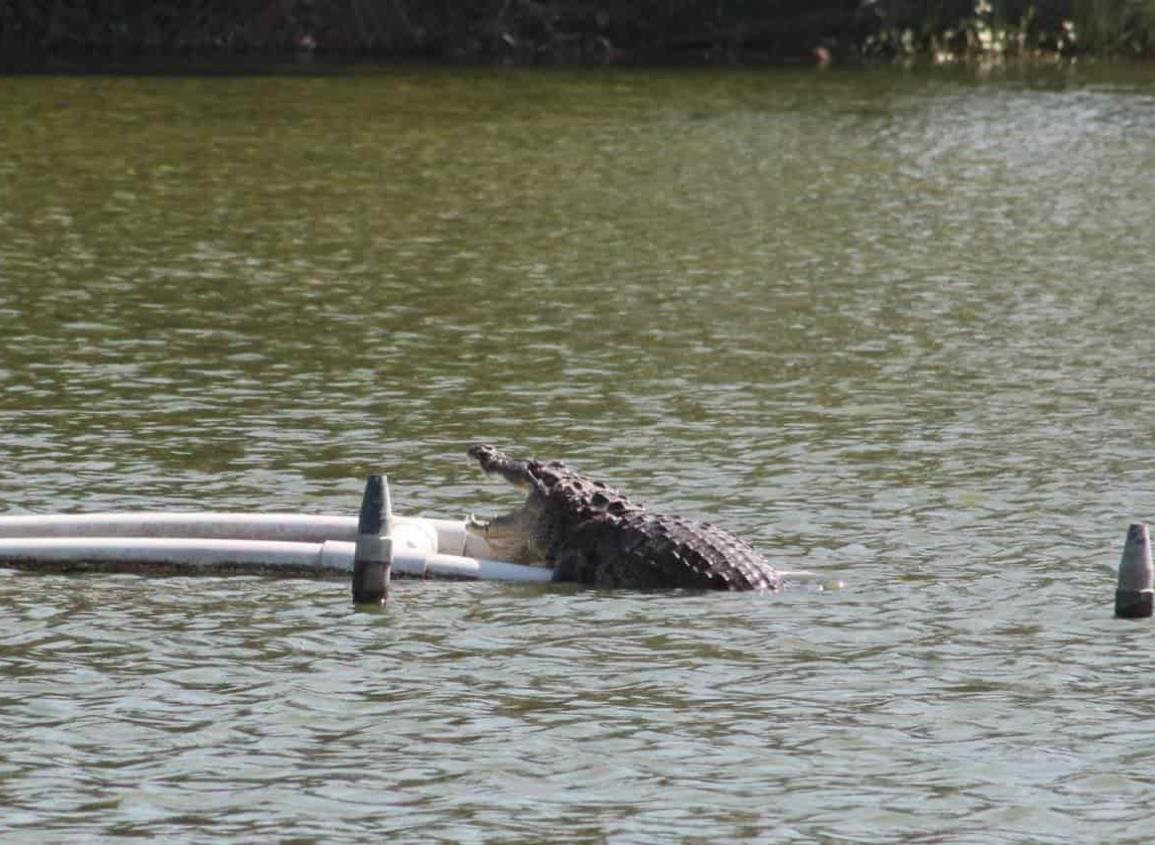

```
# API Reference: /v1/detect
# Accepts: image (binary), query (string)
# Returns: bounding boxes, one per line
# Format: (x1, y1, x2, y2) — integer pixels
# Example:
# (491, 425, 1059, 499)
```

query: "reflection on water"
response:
(2, 65, 1155, 842)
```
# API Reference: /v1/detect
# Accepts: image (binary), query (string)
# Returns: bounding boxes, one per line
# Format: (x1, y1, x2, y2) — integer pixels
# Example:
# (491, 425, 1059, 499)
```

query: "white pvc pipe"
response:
(394, 550, 555, 582)
(0, 536, 554, 583)
(0, 512, 496, 559)
(0, 512, 358, 540)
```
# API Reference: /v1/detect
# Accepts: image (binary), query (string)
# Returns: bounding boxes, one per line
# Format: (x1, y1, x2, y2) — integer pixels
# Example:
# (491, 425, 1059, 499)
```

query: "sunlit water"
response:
(2, 64, 1155, 843)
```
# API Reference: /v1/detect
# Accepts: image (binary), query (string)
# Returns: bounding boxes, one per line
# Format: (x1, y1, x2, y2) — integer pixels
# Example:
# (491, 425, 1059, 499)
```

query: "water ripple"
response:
(4, 67, 1155, 843)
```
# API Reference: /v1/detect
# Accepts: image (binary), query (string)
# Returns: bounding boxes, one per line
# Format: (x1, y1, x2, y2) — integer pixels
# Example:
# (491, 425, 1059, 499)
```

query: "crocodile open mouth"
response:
(465, 447, 545, 565)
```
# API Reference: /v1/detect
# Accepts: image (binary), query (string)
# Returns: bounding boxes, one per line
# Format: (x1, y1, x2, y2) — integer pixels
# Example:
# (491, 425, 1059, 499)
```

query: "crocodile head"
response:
(465, 444, 639, 565)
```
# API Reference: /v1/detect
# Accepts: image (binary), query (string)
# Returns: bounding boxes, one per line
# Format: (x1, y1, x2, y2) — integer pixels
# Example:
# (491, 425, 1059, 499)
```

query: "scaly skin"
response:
(465, 444, 781, 591)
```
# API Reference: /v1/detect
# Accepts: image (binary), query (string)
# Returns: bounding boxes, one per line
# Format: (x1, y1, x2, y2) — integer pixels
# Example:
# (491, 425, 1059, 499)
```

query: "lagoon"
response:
(2, 63, 1155, 843)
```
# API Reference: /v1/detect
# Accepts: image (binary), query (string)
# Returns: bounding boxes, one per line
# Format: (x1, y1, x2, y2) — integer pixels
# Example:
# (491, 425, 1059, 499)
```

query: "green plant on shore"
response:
(863, 0, 1075, 60)
(0, 0, 1153, 62)
(1071, 0, 1155, 54)
(932, 0, 1075, 60)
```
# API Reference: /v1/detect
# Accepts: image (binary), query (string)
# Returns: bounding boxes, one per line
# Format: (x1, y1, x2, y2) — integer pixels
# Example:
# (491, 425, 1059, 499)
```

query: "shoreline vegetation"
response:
(2, 1, 1153, 68)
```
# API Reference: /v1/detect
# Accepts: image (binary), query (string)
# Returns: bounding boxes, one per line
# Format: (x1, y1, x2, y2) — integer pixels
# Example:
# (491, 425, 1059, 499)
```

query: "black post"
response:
(351, 474, 390, 605)
(1115, 522, 1153, 619)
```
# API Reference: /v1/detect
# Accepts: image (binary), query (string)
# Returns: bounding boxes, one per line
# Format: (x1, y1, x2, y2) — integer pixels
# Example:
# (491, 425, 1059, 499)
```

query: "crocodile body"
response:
(465, 444, 781, 591)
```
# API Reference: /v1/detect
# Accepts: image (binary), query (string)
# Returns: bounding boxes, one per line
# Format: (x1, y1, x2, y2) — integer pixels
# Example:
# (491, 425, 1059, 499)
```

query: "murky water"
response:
(3, 63, 1155, 843)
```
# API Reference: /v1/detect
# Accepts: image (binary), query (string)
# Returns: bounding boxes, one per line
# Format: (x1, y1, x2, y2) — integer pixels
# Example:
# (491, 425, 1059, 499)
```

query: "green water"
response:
(2, 64, 1155, 843)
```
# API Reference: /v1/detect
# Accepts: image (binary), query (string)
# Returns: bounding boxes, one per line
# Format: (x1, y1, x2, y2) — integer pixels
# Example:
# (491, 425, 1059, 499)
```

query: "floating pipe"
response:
(0, 512, 493, 559)
(0, 536, 554, 583)
(0, 536, 353, 576)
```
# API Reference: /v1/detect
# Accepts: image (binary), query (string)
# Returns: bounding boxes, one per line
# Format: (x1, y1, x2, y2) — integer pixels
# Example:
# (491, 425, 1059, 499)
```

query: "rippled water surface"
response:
(3, 64, 1155, 843)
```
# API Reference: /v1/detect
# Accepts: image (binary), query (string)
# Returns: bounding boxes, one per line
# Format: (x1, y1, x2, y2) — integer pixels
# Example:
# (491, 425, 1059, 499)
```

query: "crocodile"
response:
(465, 444, 781, 591)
